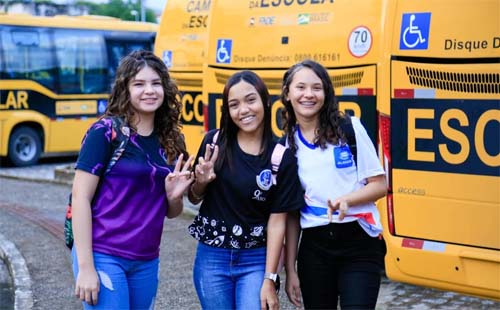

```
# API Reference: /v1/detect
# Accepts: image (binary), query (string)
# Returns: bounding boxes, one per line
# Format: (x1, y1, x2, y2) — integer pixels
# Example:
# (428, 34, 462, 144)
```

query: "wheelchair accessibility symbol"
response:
(400, 13, 431, 50)
(162, 50, 173, 68)
(216, 39, 232, 64)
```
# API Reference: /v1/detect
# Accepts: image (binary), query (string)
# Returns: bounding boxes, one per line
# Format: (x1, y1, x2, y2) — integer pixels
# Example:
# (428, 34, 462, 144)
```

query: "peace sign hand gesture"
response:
(327, 198, 349, 222)
(194, 143, 219, 185)
(165, 153, 195, 202)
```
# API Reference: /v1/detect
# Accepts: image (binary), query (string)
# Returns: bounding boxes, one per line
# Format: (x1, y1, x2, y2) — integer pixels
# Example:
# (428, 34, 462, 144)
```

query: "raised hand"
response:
(327, 198, 349, 222)
(165, 153, 195, 201)
(194, 143, 219, 185)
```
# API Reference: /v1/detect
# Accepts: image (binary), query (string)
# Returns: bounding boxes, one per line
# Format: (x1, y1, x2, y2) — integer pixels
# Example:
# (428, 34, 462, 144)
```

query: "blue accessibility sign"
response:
(162, 50, 173, 68)
(216, 39, 232, 64)
(400, 12, 431, 50)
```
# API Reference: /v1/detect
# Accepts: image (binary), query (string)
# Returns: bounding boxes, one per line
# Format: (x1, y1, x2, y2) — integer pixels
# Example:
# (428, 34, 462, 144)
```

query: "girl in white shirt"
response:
(281, 59, 387, 310)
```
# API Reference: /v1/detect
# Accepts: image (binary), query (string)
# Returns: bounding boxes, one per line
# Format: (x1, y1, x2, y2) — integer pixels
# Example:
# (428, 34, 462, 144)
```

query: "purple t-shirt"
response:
(76, 119, 172, 260)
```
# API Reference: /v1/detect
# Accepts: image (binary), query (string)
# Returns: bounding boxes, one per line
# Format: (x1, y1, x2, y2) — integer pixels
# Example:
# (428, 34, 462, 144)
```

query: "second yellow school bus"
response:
(0, 14, 157, 166)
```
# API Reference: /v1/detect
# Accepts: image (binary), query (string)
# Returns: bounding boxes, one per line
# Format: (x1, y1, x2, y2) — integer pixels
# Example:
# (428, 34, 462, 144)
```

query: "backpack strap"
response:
(271, 143, 286, 185)
(339, 115, 357, 165)
(212, 129, 219, 144)
(104, 116, 130, 174)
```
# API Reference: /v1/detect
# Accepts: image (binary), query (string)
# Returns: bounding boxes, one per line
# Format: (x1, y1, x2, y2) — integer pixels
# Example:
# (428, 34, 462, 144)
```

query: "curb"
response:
(0, 233, 33, 310)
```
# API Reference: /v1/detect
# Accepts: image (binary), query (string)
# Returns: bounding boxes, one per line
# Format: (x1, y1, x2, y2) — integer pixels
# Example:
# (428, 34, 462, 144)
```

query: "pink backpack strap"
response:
(212, 130, 219, 144)
(271, 143, 286, 185)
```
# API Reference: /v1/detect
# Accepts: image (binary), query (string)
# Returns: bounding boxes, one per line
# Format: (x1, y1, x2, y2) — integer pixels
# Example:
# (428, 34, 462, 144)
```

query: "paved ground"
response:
(0, 161, 499, 309)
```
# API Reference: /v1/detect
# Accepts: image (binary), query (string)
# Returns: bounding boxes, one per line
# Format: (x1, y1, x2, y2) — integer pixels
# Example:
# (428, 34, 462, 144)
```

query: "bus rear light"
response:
(379, 113, 395, 235)
(387, 193, 395, 235)
(378, 113, 392, 175)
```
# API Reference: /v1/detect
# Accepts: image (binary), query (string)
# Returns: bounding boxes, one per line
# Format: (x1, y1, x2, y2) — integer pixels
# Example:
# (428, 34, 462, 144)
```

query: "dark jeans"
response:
(297, 221, 386, 310)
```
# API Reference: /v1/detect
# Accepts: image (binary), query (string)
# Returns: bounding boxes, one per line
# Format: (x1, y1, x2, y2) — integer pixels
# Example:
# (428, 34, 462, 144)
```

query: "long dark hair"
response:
(280, 59, 345, 153)
(106, 50, 187, 162)
(215, 70, 273, 171)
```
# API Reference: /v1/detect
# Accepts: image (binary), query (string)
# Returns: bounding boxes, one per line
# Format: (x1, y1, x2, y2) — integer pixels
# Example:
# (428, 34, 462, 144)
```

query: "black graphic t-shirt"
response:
(188, 130, 304, 249)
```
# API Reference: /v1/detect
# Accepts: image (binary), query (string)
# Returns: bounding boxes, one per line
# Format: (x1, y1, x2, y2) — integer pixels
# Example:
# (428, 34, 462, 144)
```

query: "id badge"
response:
(334, 145, 353, 168)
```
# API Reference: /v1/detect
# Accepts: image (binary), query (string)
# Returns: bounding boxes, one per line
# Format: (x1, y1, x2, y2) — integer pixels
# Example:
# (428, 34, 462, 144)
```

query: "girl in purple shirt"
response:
(71, 50, 194, 309)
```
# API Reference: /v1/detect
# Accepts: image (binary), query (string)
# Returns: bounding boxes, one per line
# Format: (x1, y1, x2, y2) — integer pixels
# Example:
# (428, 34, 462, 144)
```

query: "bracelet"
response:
(189, 184, 205, 201)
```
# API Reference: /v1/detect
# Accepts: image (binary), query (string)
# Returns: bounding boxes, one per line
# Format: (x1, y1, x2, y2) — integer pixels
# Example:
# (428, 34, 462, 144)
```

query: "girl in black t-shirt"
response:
(187, 71, 304, 310)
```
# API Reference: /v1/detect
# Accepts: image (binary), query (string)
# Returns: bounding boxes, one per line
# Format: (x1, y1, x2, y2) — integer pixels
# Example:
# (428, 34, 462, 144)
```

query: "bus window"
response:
(2, 27, 56, 91)
(106, 39, 152, 90)
(55, 29, 108, 94)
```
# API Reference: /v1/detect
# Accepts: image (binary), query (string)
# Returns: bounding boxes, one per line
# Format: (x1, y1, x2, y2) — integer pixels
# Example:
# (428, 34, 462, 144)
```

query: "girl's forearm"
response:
(72, 197, 95, 269)
(266, 213, 287, 273)
(285, 211, 300, 272)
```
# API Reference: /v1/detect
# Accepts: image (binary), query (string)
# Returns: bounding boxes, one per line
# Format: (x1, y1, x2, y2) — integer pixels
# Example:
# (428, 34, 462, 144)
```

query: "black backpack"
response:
(64, 116, 130, 249)
(339, 115, 358, 165)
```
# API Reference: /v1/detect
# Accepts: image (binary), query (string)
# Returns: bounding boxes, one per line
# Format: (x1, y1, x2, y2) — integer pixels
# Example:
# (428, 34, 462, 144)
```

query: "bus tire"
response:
(8, 126, 42, 167)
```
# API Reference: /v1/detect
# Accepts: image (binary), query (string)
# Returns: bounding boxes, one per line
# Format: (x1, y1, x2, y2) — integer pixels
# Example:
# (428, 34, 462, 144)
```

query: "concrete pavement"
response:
(0, 162, 499, 309)
(0, 161, 202, 310)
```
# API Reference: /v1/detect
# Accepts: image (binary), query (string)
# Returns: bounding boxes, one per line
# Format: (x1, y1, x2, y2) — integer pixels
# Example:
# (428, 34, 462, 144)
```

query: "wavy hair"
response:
(105, 50, 187, 162)
(280, 59, 346, 153)
(215, 70, 273, 171)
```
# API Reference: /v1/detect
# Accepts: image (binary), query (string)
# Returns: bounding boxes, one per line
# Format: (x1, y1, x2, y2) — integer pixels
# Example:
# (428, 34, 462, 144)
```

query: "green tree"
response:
(76, 0, 157, 23)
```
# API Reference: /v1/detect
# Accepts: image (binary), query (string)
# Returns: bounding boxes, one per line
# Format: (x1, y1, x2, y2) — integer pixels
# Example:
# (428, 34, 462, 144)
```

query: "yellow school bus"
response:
(204, 0, 499, 300)
(154, 0, 211, 156)
(0, 14, 157, 166)
(203, 0, 382, 145)
(377, 0, 500, 300)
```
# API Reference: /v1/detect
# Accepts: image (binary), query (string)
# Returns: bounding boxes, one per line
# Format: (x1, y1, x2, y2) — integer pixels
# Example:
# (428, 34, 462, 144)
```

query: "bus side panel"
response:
(49, 118, 95, 152)
(154, 0, 210, 71)
(155, 0, 212, 156)
(172, 72, 205, 156)
(381, 200, 500, 299)
(382, 58, 500, 299)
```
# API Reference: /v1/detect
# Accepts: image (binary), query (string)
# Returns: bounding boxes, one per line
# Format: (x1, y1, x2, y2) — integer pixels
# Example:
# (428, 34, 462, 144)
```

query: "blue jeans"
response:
(72, 249, 159, 310)
(193, 242, 266, 310)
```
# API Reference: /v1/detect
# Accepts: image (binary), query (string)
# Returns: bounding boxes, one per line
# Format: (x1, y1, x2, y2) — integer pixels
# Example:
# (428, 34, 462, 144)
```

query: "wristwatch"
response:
(264, 272, 278, 283)
(264, 272, 281, 292)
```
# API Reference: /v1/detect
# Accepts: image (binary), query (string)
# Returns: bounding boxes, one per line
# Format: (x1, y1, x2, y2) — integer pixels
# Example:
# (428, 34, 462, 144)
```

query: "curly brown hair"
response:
(105, 50, 188, 162)
(280, 59, 346, 154)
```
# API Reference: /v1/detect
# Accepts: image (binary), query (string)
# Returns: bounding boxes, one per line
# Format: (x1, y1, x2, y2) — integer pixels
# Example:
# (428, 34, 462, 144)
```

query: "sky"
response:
(80, 0, 167, 13)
